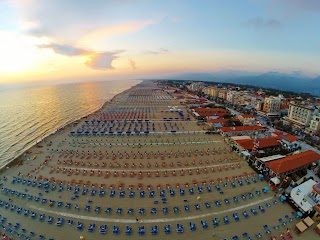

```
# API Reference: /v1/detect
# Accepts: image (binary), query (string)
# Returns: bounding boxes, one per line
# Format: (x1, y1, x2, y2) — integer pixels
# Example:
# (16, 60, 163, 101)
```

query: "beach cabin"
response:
(272, 131, 300, 152)
(219, 125, 265, 137)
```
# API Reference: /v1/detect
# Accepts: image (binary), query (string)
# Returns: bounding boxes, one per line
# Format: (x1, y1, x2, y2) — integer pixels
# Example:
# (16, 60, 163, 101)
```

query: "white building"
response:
(286, 102, 315, 128)
(307, 109, 320, 135)
(226, 91, 237, 104)
(263, 97, 280, 115)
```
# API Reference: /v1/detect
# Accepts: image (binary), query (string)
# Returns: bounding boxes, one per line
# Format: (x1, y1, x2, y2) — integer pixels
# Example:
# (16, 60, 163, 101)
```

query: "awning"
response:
(270, 177, 281, 185)
(296, 221, 308, 232)
(302, 216, 314, 227)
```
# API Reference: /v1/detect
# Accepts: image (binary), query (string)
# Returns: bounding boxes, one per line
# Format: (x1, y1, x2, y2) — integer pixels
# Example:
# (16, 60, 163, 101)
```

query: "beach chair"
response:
(255, 232, 262, 238)
(88, 223, 96, 232)
(176, 223, 184, 233)
(94, 206, 101, 213)
(223, 215, 229, 224)
(85, 205, 91, 212)
(127, 208, 134, 215)
(99, 190, 105, 197)
(90, 189, 97, 196)
(151, 225, 158, 235)
(189, 222, 196, 231)
(232, 236, 239, 240)
(224, 198, 230, 205)
(162, 207, 168, 215)
(238, 180, 243, 186)
(162, 197, 168, 204)
(170, 189, 175, 196)
(179, 189, 185, 196)
(232, 212, 240, 221)
(67, 219, 73, 226)
(17, 207, 22, 214)
(245, 179, 251, 185)
(233, 196, 239, 203)
(160, 190, 166, 197)
(266, 202, 271, 208)
(164, 224, 171, 234)
(57, 201, 63, 207)
(138, 208, 145, 215)
(248, 192, 254, 198)
(242, 210, 249, 219)
(183, 205, 189, 211)
(212, 218, 219, 227)
(139, 191, 145, 198)
(252, 177, 257, 183)
(251, 208, 257, 215)
(77, 222, 83, 231)
(125, 225, 132, 235)
(99, 224, 107, 234)
(215, 185, 221, 191)
(47, 216, 53, 224)
(149, 191, 155, 198)
(189, 188, 194, 195)
(129, 191, 135, 198)
(204, 202, 211, 209)
(39, 214, 46, 221)
(255, 190, 261, 196)
(116, 208, 122, 215)
(113, 225, 119, 235)
(119, 190, 125, 198)
(138, 226, 145, 235)
(258, 205, 265, 213)
(194, 204, 200, 210)
(215, 200, 221, 207)
(109, 190, 115, 197)
(65, 203, 71, 209)
(31, 212, 36, 219)
(151, 207, 157, 214)
(197, 186, 203, 194)
(201, 220, 208, 229)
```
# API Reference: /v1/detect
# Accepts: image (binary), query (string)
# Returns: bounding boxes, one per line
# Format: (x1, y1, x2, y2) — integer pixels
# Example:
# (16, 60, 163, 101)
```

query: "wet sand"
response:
(0, 81, 319, 240)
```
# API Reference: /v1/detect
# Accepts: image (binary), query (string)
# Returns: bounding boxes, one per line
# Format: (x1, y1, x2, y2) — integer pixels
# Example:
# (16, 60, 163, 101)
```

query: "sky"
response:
(0, 0, 320, 84)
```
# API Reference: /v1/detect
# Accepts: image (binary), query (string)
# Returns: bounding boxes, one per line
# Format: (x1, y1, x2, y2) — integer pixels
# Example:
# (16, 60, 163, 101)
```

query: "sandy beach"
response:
(0, 81, 319, 240)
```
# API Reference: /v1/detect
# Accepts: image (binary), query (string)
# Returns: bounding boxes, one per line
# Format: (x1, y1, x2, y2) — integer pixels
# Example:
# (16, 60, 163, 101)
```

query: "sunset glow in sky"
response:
(0, 0, 320, 84)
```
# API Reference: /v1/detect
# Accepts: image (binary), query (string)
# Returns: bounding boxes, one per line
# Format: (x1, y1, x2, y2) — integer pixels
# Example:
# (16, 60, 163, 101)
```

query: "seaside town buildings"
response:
(284, 102, 315, 129)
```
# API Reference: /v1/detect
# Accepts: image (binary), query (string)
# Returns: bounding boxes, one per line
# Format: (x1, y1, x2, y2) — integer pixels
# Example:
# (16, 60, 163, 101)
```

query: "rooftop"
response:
(220, 125, 265, 133)
(239, 114, 255, 119)
(272, 131, 298, 143)
(265, 150, 320, 174)
(235, 137, 280, 150)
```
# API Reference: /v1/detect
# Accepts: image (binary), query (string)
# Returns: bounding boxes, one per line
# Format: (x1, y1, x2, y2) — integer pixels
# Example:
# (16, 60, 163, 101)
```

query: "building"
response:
(307, 109, 320, 135)
(226, 91, 237, 104)
(263, 97, 281, 116)
(285, 102, 315, 128)
(271, 131, 299, 151)
(191, 107, 229, 120)
(207, 118, 240, 128)
(206, 86, 220, 98)
(264, 150, 320, 178)
(232, 136, 281, 153)
(238, 114, 256, 125)
(219, 125, 265, 137)
(218, 89, 227, 100)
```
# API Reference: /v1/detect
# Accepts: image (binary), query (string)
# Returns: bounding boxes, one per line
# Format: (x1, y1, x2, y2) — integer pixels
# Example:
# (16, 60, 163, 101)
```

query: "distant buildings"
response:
(263, 97, 281, 116)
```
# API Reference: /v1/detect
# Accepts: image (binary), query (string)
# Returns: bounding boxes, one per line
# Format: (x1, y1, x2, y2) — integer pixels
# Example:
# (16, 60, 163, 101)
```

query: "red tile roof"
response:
(207, 118, 239, 124)
(235, 137, 280, 150)
(220, 125, 265, 133)
(239, 114, 255, 119)
(265, 150, 320, 174)
(273, 131, 298, 142)
(193, 107, 228, 113)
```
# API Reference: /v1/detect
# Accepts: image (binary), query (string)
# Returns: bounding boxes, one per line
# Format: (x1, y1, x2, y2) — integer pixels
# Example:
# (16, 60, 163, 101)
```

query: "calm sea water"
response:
(0, 80, 140, 168)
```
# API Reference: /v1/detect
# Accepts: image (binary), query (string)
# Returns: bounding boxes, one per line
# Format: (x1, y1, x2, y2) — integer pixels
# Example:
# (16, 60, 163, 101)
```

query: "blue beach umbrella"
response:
(296, 211, 303, 217)
(280, 195, 286, 201)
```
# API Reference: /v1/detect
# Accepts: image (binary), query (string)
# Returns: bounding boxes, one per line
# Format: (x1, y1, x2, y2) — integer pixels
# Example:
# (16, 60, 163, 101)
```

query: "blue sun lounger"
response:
(113, 225, 119, 235)
(164, 224, 171, 234)
(138, 226, 145, 235)
(125, 225, 132, 235)
(99, 224, 107, 234)
(176, 223, 184, 233)
(201, 220, 208, 229)
(139, 208, 145, 215)
(151, 225, 158, 235)
(189, 222, 196, 231)
(242, 210, 249, 218)
(212, 218, 219, 227)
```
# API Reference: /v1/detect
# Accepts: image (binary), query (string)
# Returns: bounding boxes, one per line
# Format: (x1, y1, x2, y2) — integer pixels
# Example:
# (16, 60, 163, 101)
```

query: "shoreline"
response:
(0, 80, 142, 172)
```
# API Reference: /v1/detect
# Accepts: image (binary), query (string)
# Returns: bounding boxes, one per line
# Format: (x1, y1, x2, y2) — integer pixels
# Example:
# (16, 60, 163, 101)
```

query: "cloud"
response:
(38, 43, 90, 56)
(245, 17, 281, 30)
(129, 59, 136, 70)
(86, 52, 122, 70)
(39, 42, 123, 70)
(144, 48, 169, 55)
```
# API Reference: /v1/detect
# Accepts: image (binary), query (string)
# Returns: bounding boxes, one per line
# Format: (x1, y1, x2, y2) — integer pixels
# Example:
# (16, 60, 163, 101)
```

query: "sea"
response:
(0, 80, 140, 168)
